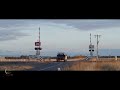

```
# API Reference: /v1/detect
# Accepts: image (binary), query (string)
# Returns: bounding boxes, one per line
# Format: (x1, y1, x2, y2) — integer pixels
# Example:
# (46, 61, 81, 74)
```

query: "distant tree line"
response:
(5, 55, 29, 59)
(99, 56, 120, 58)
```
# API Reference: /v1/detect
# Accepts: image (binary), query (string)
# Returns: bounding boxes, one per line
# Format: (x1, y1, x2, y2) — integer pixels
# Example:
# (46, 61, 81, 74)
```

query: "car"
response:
(56, 53, 67, 62)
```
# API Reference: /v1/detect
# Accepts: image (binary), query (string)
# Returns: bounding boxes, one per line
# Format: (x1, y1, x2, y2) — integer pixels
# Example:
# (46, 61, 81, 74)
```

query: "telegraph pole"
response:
(94, 34, 101, 60)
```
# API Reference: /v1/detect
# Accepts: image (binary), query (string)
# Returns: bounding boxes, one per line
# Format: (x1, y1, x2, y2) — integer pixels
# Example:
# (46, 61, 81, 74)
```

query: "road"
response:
(0, 57, 91, 71)
(30, 57, 90, 71)
(32, 61, 75, 71)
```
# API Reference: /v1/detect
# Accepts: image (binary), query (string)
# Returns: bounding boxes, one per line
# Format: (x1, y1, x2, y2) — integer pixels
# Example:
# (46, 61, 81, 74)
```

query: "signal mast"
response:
(35, 27, 42, 59)
(89, 33, 94, 57)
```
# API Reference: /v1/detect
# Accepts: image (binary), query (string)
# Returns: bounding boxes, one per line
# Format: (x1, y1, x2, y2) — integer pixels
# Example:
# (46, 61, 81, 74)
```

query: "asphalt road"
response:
(30, 57, 90, 71)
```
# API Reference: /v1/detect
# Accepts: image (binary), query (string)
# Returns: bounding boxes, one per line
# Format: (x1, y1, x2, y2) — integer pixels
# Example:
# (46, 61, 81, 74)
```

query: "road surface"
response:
(33, 57, 90, 71)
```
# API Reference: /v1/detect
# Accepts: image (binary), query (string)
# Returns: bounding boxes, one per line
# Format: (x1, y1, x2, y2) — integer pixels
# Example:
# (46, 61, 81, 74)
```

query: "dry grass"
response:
(93, 61, 120, 71)
(0, 65, 33, 71)
(63, 58, 120, 71)
(71, 55, 86, 59)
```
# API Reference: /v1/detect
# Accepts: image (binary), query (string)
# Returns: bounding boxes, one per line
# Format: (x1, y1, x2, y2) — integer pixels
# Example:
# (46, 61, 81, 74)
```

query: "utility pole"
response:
(94, 34, 101, 60)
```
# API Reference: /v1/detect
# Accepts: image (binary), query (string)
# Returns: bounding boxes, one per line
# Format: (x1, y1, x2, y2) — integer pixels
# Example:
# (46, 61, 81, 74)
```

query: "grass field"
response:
(0, 65, 33, 71)
(64, 58, 120, 71)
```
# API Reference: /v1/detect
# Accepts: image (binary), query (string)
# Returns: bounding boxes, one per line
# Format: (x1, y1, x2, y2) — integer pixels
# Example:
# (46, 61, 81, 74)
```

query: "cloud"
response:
(1, 19, 120, 31)
(49, 19, 120, 30)
(0, 29, 29, 41)
(0, 20, 48, 28)
(0, 19, 120, 41)
(0, 20, 32, 41)
(0, 20, 27, 27)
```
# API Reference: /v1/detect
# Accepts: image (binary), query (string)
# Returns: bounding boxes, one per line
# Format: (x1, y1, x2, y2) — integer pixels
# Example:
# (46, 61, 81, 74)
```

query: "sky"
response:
(0, 19, 120, 56)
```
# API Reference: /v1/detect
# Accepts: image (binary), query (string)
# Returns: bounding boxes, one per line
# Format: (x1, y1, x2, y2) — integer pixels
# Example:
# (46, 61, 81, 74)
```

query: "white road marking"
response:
(40, 62, 63, 70)
(57, 68, 61, 71)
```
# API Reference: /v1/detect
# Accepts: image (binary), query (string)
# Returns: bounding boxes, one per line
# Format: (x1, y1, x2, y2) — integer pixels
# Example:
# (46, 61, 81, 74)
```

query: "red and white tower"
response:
(35, 27, 42, 58)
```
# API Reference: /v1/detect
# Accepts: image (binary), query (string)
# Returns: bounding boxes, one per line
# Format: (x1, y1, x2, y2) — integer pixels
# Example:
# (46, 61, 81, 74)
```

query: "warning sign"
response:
(35, 42, 41, 46)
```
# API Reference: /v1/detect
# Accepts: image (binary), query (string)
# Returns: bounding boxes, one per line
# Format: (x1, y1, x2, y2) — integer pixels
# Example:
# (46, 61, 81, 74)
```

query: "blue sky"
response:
(0, 19, 120, 56)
